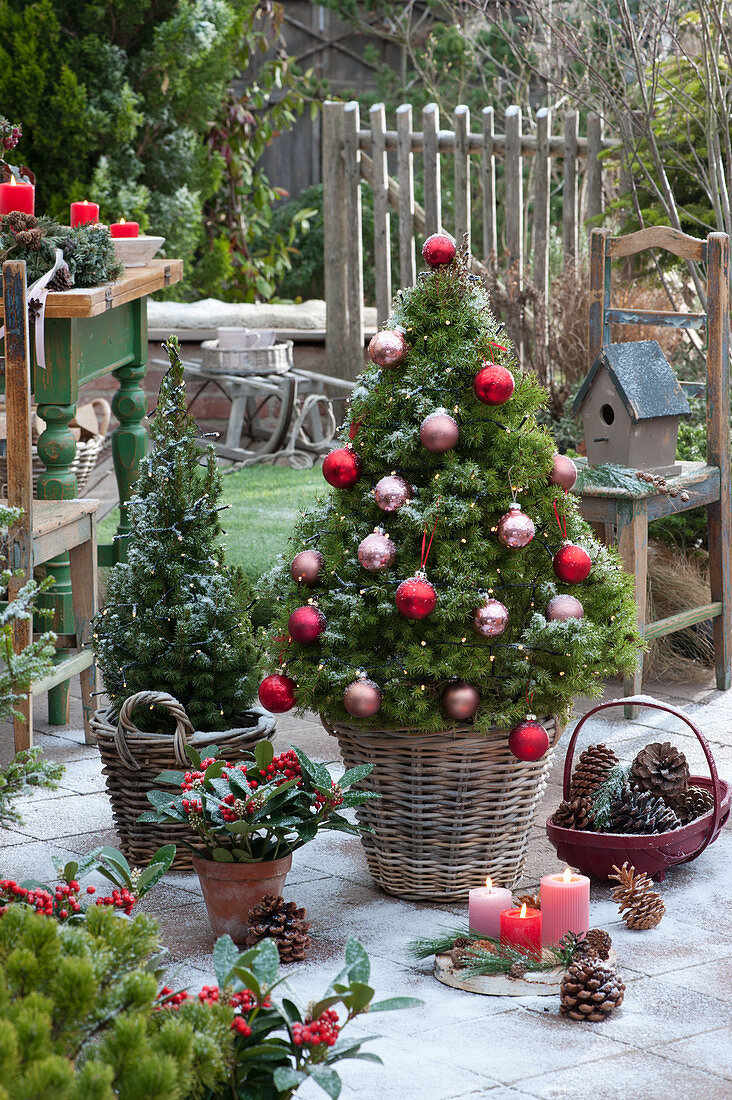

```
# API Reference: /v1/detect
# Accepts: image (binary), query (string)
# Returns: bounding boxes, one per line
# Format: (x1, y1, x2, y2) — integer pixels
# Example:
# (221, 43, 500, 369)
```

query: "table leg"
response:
(36, 401, 78, 725)
(111, 362, 148, 561)
(616, 499, 648, 719)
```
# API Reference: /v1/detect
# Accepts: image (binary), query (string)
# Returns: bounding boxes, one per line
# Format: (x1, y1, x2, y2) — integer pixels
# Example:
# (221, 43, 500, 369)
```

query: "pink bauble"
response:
(357, 529, 397, 572)
(395, 574, 437, 620)
(368, 329, 408, 368)
(553, 542, 592, 584)
(549, 453, 578, 492)
(290, 550, 324, 588)
(473, 362, 515, 405)
(546, 594, 584, 621)
(497, 502, 535, 549)
(343, 677, 382, 718)
(258, 673, 297, 714)
(419, 410, 460, 453)
(442, 681, 480, 720)
(288, 605, 326, 644)
(322, 447, 362, 489)
(374, 474, 411, 512)
(473, 597, 509, 638)
(422, 233, 456, 266)
(508, 718, 550, 761)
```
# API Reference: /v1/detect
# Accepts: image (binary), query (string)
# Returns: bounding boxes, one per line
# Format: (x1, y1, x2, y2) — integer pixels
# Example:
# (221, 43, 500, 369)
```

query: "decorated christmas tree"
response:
(94, 338, 258, 731)
(260, 240, 641, 751)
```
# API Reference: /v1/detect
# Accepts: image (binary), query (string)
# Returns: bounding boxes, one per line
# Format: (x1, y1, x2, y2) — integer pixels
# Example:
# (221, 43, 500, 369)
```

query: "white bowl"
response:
(112, 235, 165, 268)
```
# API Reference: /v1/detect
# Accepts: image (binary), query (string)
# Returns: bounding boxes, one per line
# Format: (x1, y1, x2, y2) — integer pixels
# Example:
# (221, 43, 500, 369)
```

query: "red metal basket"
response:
(546, 698, 731, 880)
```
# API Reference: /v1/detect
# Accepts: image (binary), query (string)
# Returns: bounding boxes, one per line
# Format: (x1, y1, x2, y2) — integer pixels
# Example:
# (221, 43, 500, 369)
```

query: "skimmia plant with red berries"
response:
(140, 739, 375, 862)
(260, 239, 640, 743)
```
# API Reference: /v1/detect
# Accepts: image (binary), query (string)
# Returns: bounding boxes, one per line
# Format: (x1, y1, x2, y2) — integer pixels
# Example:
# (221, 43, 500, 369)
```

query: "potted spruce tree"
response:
(93, 338, 273, 867)
(259, 239, 641, 900)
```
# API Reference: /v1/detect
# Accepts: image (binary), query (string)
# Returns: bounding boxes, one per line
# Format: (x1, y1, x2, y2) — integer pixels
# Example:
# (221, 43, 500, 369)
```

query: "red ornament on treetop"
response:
(473, 362, 515, 406)
(553, 542, 592, 584)
(258, 673, 297, 714)
(322, 446, 362, 489)
(395, 573, 437, 620)
(422, 233, 456, 266)
(288, 605, 326, 644)
(508, 717, 550, 761)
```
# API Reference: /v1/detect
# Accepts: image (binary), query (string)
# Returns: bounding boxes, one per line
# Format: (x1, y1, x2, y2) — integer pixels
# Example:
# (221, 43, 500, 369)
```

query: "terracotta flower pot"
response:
(193, 852, 293, 943)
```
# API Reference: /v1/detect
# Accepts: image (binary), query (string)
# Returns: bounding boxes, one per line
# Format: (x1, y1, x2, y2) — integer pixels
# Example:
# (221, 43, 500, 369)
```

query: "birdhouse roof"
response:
(572, 340, 691, 422)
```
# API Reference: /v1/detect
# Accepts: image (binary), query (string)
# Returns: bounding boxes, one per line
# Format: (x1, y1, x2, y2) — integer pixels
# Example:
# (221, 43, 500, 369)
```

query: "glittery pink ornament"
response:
(368, 329, 409, 368)
(473, 597, 509, 637)
(395, 573, 437, 619)
(419, 409, 460, 453)
(290, 550, 324, 588)
(343, 676, 382, 717)
(546, 594, 584, 621)
(549, 453, 578, 492)
(374, 474, 411, 513)
(442, 681, 480, 720)
(357, 528, 397, 572)
(497, 502, 535, 548)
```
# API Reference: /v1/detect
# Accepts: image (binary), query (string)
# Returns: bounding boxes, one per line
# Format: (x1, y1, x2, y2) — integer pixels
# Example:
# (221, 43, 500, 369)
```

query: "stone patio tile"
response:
(297, 830, 376, 889)
(0, 829, 41, 848)
(648, 1026, 732, 1079)
(655, 958, 732, 1001)
(457, 1090, 542, 1100)
(0, 839, 78, 882)
(56, 754, 109, 794)
(335, 1032, 499, 1099)
(62, 827, 123, 854)
(9, 792, 114, 841)
(513, 1049, 731, 1099)
(582, 914, 732, 977)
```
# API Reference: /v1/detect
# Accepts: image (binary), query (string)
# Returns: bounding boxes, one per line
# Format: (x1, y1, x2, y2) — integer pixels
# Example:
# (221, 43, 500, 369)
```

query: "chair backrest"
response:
(2, 260, 34, 532)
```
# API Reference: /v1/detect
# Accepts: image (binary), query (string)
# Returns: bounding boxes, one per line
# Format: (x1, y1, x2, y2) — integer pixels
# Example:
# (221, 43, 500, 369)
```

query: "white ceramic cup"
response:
(252, 329, 276, 348)
(217, 327, 255, 350)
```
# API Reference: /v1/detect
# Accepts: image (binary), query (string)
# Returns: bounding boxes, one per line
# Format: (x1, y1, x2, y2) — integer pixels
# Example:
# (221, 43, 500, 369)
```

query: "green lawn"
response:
(99, 464, 323, 581)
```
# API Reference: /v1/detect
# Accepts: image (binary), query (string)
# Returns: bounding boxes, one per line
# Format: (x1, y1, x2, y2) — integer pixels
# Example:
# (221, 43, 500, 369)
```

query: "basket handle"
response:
(564, 697, 722, 864)
(115, 691, 196, 769)
(91, 397, 112, 438)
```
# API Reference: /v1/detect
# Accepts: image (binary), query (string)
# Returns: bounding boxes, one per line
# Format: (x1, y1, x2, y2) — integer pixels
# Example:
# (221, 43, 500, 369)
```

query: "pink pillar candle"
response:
(500, 904, 542, 959)
(110, 218, 139, 238)
(540, 867, 590, 946)
(70, 199, 99, 226)
(0, 176, 35, 216)
(468, 877, 513, 938)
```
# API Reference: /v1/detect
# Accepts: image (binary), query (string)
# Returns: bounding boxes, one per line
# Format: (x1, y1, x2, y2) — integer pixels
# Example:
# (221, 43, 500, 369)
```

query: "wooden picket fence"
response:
(323, 100, 616, 380)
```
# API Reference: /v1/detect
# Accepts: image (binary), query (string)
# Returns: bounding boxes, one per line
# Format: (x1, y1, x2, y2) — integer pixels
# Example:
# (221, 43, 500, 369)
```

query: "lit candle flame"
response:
(9, 176, 16, 187)
(82, 199, 88, 206)
(119, 217, 126, 224)
(563, 867, 572, 883)
(519, 902, 527, 918)
(485, 876, 493, 891)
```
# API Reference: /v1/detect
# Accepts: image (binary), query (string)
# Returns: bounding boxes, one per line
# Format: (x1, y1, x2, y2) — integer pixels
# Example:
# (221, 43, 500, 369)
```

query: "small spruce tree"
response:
(94, 338, 258, 731)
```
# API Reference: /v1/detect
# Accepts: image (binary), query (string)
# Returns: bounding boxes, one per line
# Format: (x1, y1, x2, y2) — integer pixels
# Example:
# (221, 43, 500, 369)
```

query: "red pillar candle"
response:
(499, 903, 543, 959)
(110, 218, 139, 238)
(0, 175, 35, 216)
(70, 199, 99, 226)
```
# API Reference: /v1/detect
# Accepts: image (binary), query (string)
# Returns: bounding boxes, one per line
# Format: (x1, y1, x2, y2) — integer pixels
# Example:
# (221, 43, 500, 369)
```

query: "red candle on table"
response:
(110, 218, 139, 238)
(0, 175, 35, 216)
(499, 902, 542, 959)
(70, 199, 99, 227)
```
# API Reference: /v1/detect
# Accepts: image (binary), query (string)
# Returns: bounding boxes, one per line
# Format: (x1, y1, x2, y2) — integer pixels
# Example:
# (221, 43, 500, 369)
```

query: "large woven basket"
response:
(94, 690, 275, 870)
(201, 339, 293, 376)
(0, 397, 110, 495)
(325, 717, 561, 900)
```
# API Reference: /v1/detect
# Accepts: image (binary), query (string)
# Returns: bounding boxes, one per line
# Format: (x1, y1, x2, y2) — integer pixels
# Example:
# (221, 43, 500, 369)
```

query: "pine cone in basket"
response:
(610, 862, 665, 930)
(244, 894, 311, 962)
(570, 744, 619, 799)
(575, 928, 612, 961)
(560, 958, 625, 1021)
(553, 795, 594, 831)
(609, 783, 681, 834)
(670, 784, 714, 825)
(630, 741, 690, 801)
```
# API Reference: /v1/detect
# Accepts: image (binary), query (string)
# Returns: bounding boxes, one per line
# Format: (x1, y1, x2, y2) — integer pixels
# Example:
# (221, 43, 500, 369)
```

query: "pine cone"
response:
(560, 958, 625, 1021)
(14, 227, 42, 250)
(575, 928, 612, 961)
(610, 862, 665, 929)
(3, 211, 38, 231)
(553, 795, 594, 830)
(670, 784, 714, 825)
(48, 266, 73, 292)
(630, 741, 690, 800)
(516, 893, 540, 911)
(570, 744, 619, 799)
(244, 894, 311, 962)
(508, 961, 527, 978)
(609, 783, 681, 834)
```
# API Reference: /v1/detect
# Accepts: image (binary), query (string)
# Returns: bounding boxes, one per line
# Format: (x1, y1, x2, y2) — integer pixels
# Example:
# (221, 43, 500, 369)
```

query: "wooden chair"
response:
(2, 259, 99, 750)
(578, 228, 731, 715)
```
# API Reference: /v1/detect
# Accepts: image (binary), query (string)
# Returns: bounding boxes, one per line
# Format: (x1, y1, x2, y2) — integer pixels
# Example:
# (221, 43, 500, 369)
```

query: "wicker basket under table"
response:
(94, 690, 275, 870)
(325, 717, 561, 900)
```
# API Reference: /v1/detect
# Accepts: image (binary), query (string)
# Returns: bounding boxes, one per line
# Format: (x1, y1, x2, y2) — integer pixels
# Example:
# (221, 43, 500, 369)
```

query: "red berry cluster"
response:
(264, 750, 302, 785)
(314, 782, 344, 814)
(292, 1009, 340, 1048)
(0, 878, 84, 920)
(181, 757, 218, 791)
(0, 120, 21, 151)
(181, 797, 204, 814)
(156, 986, 190, 1009)
(94, 887, 136, 916)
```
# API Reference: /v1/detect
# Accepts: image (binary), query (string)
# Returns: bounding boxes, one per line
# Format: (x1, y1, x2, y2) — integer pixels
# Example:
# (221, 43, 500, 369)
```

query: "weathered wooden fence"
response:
(323, 100, 615, 380)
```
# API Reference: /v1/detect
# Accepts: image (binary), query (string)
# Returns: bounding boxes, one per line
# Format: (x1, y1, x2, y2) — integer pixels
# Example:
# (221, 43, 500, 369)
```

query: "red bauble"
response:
(420, 410, 460, 453)
(442, 681, 480, 720)
(395, 573, 437, 620)
(258, 673, 297, 714)
(549, 453, 578, 492)
(322, 446, 362, 489)
(288, 605, 326, 644)
(546, 594, 584, 621)
(473, 362, 515, 405)
(290, 550, 324, 588)
(422, 233, 456, 266)
(497, 502, 535, 549)
(508, 717, 550, 761)
(553, 542, 592, 584)
(343, 676, 382, 718)
(368, 329, 408, 368)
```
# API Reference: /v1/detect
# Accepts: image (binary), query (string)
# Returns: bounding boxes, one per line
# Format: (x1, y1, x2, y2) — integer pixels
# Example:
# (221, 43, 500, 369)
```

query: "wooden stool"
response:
(2, 260, 99, 750)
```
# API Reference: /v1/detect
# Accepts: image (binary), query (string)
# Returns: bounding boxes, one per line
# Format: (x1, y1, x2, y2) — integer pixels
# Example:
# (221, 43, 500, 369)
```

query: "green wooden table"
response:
(0, 258, 183, 723)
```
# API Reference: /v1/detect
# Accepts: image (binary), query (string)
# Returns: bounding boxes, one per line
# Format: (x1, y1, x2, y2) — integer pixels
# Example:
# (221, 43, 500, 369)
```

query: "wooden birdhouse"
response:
(572, 340, 691, 476)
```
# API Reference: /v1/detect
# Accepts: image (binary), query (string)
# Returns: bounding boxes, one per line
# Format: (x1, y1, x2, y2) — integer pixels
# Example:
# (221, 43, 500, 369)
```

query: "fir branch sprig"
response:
(408, 928, 580, 976)
(406, 926, 491, 960)
(574, 463, 648, 495)
(590, 763, 632, 828)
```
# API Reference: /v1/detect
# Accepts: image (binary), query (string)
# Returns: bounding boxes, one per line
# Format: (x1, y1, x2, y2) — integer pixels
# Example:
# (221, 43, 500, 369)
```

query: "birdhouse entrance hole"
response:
(600, 404, 615, 425)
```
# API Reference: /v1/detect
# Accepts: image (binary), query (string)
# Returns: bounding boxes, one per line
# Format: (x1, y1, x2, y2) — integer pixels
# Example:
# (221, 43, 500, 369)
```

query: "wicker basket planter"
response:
(325, 716, 561, 900)
(0, 397, 110, 495)
(94, 690, 275, 870)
